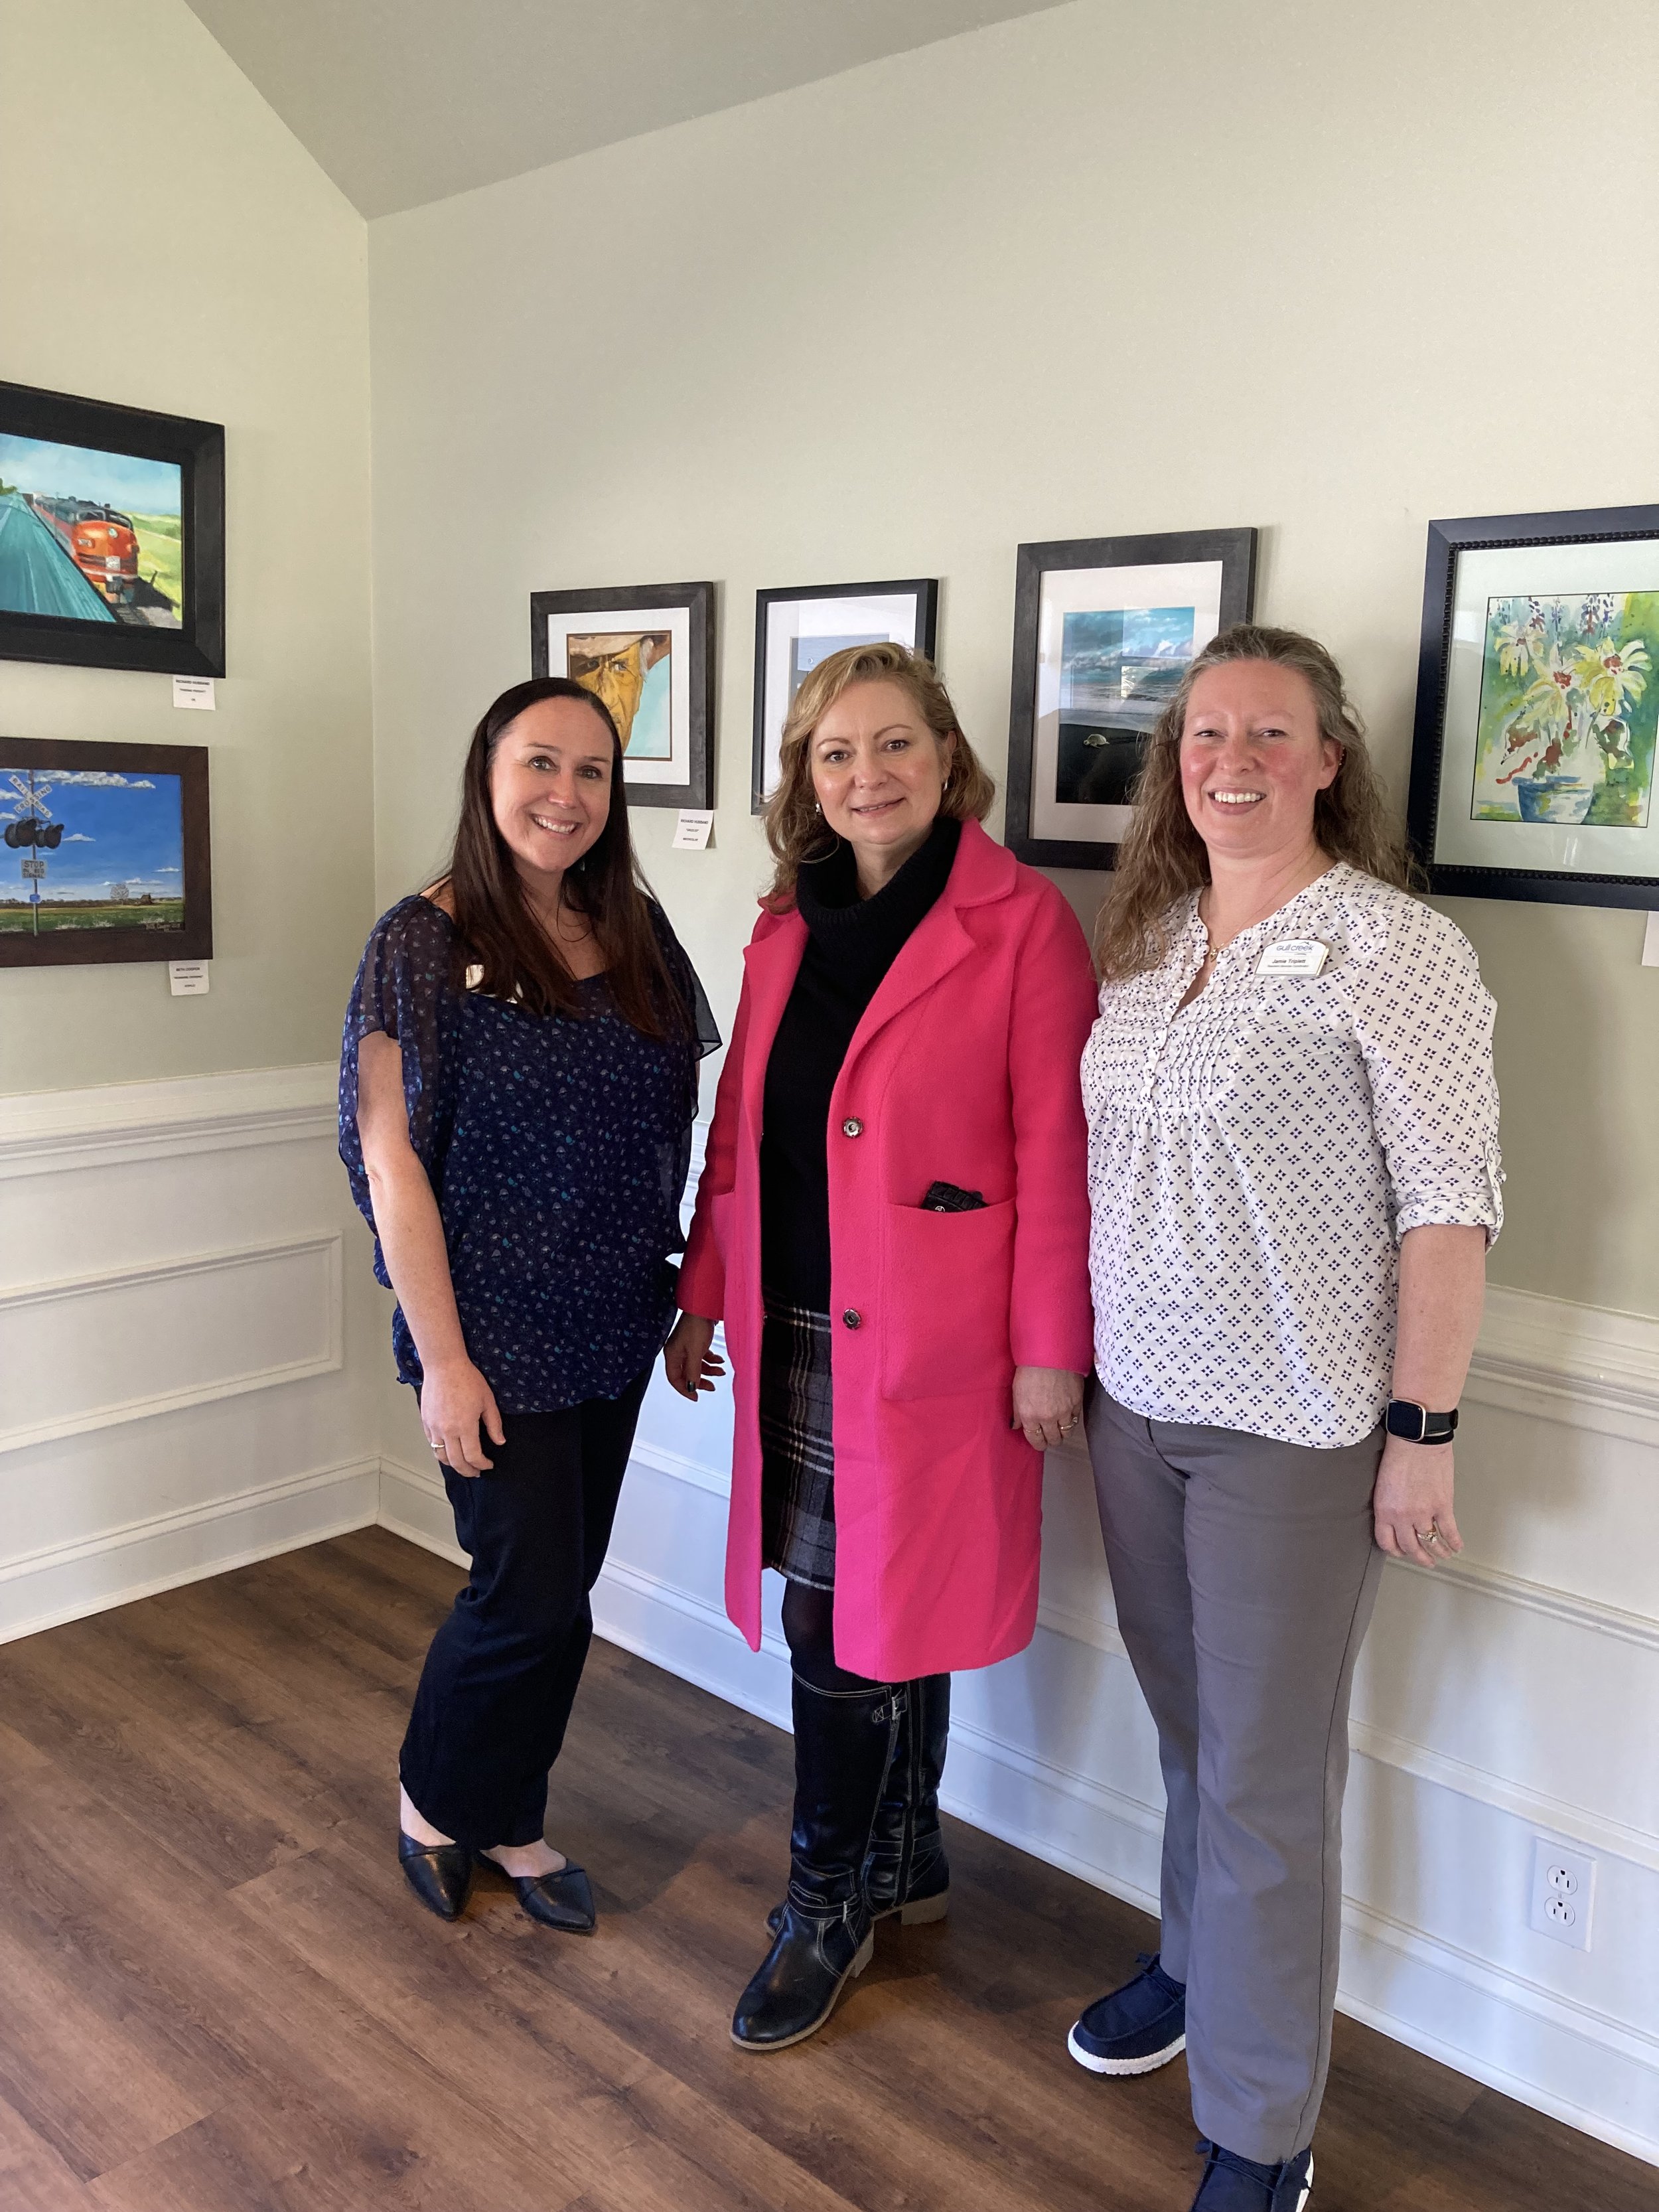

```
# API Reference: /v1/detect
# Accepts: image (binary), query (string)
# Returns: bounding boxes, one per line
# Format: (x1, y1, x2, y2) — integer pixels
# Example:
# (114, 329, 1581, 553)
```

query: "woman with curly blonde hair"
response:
(666, 641, 1098, 2051)
(1070, 625, 1502, 2212)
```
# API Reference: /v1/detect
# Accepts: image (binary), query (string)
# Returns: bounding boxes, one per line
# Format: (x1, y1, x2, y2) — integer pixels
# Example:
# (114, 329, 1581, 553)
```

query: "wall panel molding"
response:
(0, 1455, 378, 1645)
(0, 1232, 344, 1455)
(0, 1063, 337, 1179)
(1470, 1282, 1659, 1447)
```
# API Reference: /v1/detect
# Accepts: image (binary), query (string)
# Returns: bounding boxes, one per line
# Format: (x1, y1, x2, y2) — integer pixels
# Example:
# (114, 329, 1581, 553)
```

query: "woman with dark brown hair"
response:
(1072, 626, 1501, 2212)
(340, 676, 715, 1932)
(666, 641, 1098, 2051)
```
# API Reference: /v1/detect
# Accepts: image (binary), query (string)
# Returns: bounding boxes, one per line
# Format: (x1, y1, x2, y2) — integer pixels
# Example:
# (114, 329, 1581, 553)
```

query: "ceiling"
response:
(184, 0, 1072, 218)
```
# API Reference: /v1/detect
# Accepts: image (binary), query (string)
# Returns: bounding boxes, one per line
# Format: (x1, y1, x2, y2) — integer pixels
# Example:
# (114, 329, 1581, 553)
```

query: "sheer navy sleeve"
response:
(338, 890, 718, 1408)
(338, 895, 458, 1290)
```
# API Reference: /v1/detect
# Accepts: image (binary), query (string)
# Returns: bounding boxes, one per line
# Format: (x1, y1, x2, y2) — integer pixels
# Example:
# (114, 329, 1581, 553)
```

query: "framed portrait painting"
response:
(0, 735, 212, 967)
(530, 581, 715, 809)
(1005, 528, 1257, 869)
(751, 577, 939, 812)
(0, 380, 226, 678)
(1407, 505, 1659, 909)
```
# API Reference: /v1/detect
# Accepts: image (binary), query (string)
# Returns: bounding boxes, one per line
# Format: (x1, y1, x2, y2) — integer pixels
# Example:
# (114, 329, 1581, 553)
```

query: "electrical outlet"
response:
(1529, 1836, 1597, 1951)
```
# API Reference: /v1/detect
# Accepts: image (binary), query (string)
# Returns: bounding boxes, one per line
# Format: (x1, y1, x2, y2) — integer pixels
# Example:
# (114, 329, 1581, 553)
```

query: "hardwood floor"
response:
(0, 1528, 1647, 2211)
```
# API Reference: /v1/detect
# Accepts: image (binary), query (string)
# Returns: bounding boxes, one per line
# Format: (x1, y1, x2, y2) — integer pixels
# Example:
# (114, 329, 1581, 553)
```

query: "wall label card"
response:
(169, 959, 210, 994)
(672, 809, 715, 850)
(173, 676, 215, 709)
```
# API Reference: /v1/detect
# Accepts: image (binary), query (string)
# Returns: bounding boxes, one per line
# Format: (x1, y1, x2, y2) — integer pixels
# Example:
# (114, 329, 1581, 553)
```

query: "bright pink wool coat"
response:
(678, 821, 1098, 1681)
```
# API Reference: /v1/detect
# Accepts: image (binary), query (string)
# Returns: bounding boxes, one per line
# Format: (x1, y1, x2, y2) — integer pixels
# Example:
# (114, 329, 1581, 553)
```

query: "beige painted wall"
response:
(368, 0, 1659, 1318)
(0, 0, 374, 1094)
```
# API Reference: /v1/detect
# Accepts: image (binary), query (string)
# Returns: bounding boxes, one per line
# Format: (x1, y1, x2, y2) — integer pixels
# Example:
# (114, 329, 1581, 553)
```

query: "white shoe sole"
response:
(1294, 2150, 1313, 2210)
(1066, 2024, 1187, 2076)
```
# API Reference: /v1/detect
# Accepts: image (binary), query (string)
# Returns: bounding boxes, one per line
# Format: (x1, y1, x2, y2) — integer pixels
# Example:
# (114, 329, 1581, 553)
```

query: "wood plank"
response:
(0, 2091, 94, 2212)
(0, 1532, 1647, 2212)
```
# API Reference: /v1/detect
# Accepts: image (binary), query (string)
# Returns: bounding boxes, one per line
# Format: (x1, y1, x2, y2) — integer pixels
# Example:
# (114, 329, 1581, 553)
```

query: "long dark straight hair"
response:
(441, 676, 681, 1035)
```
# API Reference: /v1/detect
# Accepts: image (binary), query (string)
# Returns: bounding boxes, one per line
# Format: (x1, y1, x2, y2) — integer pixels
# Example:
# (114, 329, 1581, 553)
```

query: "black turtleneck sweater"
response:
(760, 815, 962, 1307)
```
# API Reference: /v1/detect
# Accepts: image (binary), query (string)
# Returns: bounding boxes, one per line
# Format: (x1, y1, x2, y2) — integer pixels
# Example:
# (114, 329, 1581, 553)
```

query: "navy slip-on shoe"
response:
(1066, 1949, 1187, 2075)
(1190, 2140, 1313, 2211)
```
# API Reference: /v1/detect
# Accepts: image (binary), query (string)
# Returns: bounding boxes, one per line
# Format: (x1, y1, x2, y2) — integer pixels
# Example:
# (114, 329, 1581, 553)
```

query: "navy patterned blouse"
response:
(339, 894, 717, 1414)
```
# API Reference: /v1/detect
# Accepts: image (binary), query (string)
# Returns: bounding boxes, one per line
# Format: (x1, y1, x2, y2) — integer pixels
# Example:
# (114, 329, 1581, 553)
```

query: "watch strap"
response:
(1386, 1398, 1458, 1445)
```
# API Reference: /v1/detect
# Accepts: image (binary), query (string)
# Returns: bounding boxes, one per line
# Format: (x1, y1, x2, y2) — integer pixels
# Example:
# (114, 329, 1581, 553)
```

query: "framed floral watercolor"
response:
(530, 581, 714, 808)
(1408, 506, 1659, 907)
(1004, 528, 1257, 869)
(751, 578, 938, 812)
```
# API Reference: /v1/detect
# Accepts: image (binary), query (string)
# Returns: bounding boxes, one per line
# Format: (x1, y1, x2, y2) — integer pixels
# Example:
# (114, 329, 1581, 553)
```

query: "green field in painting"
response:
(0, 900, 185, 932)
(127, 510, 182, 615)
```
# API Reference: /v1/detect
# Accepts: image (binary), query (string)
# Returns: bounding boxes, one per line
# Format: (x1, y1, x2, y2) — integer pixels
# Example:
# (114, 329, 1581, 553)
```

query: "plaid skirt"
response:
(758, 1294, 836, 1590)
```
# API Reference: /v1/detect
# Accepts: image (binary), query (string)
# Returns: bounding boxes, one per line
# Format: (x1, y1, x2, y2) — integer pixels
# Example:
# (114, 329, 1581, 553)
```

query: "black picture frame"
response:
(1005, 528, 1257, 870)
(530, 581, 715, 809)
(751, 577, 940, 812)
(0, 735, 212, 967)
(0, 380, 226, 678)
(1407, 506, 1659, 909)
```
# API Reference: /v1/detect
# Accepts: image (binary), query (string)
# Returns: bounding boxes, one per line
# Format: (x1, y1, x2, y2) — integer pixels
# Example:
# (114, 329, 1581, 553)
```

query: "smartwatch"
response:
(1386, 1398, 1459, 1445)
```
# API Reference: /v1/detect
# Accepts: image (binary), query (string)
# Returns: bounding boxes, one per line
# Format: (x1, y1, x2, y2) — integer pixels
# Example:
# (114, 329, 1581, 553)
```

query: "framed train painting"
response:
(0, 735, 212, 966)
(0, 380, 226, 677)
(1407, 504, 1659, 909)
(531, 581, 715, 808)
(1004, 528, 1257, 869)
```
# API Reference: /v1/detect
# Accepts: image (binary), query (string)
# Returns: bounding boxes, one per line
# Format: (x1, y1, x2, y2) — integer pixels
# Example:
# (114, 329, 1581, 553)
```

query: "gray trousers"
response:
(1088, 1388, 1384, 2164)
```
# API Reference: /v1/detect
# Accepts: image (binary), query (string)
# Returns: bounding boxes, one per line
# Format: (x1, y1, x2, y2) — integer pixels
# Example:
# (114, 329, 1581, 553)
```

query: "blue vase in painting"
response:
(1514, 774, 1595, 825)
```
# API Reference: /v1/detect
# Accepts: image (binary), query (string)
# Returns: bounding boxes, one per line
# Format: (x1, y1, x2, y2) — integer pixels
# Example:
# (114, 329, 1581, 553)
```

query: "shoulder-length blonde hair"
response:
(1093, 623, 1410, 982)
(762, 640, 996, 905)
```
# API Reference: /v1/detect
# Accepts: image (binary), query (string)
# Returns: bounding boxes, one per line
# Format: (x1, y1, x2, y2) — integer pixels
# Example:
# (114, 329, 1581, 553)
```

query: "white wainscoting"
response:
(394, 1258, 1652, 2170)
(0, 1065, 382, 1642)
(7, 1075, 1658, 2167)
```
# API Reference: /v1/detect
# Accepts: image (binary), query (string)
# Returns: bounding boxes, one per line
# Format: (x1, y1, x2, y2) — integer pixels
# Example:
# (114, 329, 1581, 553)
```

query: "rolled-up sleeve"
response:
(1350, 903, 1504, 1246)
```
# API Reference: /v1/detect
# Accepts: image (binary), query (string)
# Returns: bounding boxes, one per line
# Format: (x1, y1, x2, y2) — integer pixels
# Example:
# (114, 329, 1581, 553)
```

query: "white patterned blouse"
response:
(1082, 863, 1502, 1449)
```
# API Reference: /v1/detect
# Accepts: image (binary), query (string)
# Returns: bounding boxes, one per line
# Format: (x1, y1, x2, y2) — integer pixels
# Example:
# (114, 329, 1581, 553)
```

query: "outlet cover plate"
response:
(1529, 1836, 1597, 1951)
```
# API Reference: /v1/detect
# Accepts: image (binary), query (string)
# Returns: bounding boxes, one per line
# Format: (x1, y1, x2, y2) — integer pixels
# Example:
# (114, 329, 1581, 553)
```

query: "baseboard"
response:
(0, 1455, 380, 1644)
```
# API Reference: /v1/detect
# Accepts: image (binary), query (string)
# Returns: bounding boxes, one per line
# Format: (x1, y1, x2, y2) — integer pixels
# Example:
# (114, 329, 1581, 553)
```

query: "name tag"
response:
(1257, 938, 1329, 978)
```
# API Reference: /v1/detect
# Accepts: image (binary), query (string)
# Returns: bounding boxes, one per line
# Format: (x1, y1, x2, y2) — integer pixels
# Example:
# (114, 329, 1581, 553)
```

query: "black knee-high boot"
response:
(863, 1672, 951, 1922)
(730, 1672, 899, 2051)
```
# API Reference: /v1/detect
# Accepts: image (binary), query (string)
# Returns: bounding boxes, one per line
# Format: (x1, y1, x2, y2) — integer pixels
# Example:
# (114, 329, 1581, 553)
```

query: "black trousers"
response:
(399, 1366, 650, 1849)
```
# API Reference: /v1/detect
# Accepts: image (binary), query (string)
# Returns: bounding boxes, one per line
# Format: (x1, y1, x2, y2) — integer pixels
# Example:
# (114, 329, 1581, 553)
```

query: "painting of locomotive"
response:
(0, 433, 183, 629)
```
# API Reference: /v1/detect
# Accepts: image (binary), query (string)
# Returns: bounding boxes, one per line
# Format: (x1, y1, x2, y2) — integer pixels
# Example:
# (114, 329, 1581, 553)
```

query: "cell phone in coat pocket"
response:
(920, 1181, 987, 1213)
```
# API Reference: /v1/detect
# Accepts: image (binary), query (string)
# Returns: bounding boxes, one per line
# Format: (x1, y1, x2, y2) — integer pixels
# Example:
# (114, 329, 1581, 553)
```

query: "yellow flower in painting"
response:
(1573, 634, 1649, 725)
(1493, 609, 1541, 678)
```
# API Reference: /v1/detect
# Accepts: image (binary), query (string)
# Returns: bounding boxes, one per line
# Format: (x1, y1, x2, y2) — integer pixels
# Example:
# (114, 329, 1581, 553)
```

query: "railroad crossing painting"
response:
(0, 434, 183, 629)
(0, 763, 186, 935)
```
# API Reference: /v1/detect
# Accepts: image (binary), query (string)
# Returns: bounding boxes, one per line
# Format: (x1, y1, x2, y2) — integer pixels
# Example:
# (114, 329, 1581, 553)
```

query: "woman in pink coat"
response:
(666, 641, 1097, 2051)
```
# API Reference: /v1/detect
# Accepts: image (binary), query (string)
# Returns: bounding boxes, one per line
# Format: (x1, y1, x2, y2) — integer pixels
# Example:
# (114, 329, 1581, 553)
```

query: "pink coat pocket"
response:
(881, 1197, 1016, 1400)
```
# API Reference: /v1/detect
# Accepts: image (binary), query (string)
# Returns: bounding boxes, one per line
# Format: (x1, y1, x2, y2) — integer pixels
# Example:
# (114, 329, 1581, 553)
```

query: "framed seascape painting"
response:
(1005, 528, 1257, 869)
(751, 577, 939, 812)
(530, 581, 715, 809)
(0, 380, 226, 677)
(1408, 506, 1659, 909)
(0, 735, 212, 967)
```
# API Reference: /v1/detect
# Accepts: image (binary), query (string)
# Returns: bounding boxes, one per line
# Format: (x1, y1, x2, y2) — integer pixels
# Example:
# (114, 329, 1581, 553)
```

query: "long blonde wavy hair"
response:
(762, 640, 997, 905)
(1093, 623, 1409, 981)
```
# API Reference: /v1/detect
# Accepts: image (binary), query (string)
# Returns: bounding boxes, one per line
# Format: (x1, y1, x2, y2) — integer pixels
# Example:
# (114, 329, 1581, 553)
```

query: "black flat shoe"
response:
(398, 1831, 472, 1921)
(504, 1860, 596, 1934)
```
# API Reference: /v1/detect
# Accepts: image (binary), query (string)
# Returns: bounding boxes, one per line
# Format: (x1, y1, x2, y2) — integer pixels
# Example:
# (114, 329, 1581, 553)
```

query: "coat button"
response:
(841, 1117, 863, 1138)
(841, 1308, 862, 1329)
